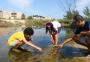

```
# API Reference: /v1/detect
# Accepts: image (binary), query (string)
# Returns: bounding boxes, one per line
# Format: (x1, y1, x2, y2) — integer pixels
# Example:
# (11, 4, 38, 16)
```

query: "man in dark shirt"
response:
(59, 15, 90, 52)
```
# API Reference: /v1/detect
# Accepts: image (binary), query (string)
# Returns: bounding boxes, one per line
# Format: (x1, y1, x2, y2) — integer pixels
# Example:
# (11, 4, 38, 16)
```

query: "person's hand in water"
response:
(59, 38, 73, 48)
(59, 44, 64, 48)
(53, 45, 58, 47)
(37, 47, 42, 52)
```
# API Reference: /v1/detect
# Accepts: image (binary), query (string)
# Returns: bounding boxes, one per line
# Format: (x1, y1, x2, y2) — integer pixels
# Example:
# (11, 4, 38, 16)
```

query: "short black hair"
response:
(73, 15, 84, 22)
(24, 27, 34, 36)
(70, 15, 84, 29)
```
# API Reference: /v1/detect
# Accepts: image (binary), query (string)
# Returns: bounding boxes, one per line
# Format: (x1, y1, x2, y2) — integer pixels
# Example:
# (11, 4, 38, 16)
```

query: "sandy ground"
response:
(0, 27, 16, 36)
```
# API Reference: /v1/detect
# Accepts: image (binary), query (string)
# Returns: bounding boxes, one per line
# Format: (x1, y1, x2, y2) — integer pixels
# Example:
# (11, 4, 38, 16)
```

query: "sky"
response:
(0, 0, 90, 19)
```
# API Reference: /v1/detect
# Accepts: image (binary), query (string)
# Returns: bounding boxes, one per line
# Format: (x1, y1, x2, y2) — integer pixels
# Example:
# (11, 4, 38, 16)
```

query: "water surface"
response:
(0, 28, 89, 62)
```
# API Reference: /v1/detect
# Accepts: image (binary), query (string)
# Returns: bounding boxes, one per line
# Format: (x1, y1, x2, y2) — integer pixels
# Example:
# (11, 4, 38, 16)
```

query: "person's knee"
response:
(74, 36, 89, 47)
(72, 36, 79, 41)
(12, 41, 23, 48)
(17, 41, 24, 47)
(73, 35, 84, 44)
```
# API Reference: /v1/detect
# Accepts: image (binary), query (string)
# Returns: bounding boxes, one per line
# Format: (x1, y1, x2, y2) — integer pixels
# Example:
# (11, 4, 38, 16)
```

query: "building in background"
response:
(0, 9, 26, 24)
(0, 9, 52, 24)
(0, 10, 10, 19)
(32, 15, 52, 20)
(0, 9, 25, 20)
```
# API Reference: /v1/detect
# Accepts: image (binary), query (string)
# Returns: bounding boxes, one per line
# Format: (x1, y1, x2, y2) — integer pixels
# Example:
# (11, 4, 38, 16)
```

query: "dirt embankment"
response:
(0, 27, 16, 36)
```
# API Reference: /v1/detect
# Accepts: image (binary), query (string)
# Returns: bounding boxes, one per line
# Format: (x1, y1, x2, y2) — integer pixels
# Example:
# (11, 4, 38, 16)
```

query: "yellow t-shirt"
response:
(8, 31, 25, 46)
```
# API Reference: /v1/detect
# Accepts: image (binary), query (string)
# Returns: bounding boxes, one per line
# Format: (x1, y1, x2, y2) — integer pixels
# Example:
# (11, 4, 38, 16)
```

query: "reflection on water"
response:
(8, 28, 67, 62)
(0, 28, 90, 62)
(8, 46, 90, 62)
(8, 49, 33, 62)
(8, 46, 63, 62)
(60, 45, 89, 57)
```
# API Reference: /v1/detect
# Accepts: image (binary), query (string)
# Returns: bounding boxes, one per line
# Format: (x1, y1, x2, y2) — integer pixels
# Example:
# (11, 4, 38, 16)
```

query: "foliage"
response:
(64, 10, 79, 20)
(21, 13, 26, 19)
(83, 7, 90, 19)
(0, 21, 15, 27)
(27, 16, 33, 20)
(25, 19, 52, 27)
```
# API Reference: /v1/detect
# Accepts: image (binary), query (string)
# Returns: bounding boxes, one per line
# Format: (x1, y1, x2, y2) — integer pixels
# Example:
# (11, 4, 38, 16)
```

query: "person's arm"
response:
(80, 31, 90, 37)
(23, 39, 42, 51)
(50, 33, 59, 46)
(55, 33, 58, 45)
(59, 33, 81, 48)
(50, 34, 55, 45)
(59, 38, 73, 48)
(60, 23, 69, 28)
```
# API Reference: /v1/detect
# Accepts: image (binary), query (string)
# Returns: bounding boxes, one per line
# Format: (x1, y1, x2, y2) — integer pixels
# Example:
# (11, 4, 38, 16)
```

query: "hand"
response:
(59, 44, 64, 48)
(53, 45, 58, 48)
(37, 47, 42, 52)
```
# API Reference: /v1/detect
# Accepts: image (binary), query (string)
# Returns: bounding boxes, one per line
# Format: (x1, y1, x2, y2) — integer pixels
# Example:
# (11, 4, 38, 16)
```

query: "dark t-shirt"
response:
(74, 21, 90, 34)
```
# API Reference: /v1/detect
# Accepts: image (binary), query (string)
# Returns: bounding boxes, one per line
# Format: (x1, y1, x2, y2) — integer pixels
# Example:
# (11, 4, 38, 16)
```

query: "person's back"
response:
(51, 21, 61, 31)
(8, 31, 25, 46)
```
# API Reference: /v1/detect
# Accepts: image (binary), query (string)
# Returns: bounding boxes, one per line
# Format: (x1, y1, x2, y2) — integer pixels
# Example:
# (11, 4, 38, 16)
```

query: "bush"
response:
(25, 19, 52, 27)
(0, 21, 15, 27)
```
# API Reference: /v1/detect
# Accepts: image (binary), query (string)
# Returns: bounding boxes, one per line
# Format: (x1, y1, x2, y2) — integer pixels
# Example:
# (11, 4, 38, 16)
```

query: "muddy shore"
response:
(0, 27, 16, 36)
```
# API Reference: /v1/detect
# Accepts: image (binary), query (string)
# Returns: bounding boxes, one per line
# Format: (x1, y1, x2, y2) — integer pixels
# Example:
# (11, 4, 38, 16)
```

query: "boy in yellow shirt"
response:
(8, 27, 42, 52)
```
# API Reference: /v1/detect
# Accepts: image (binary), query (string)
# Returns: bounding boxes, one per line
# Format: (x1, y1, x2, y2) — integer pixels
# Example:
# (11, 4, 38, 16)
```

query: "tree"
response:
(72, 10, 79, 16)
(21, 13, 26, 19)
(64, 10, 73, 20)
(83, 7, 90, 18)
(64, 10, 79, 20)
(27, 16, 33, 20)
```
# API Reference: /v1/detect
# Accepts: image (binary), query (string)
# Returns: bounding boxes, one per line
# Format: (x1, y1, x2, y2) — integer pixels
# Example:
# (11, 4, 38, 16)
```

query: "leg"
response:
(74, 36, 90, 55)
(50, 34, 56, 45)
(73, 35, 89, 47)
(55, 33, 58, 46)
(51, 34, 58, 46)
(9, 40, 24, 52)
(85, 38, 90, 51)
(11, 40, 24, 49)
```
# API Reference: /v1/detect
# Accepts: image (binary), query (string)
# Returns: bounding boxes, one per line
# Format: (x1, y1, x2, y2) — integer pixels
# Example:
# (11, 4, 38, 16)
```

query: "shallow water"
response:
(0, 28, 90, 62)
